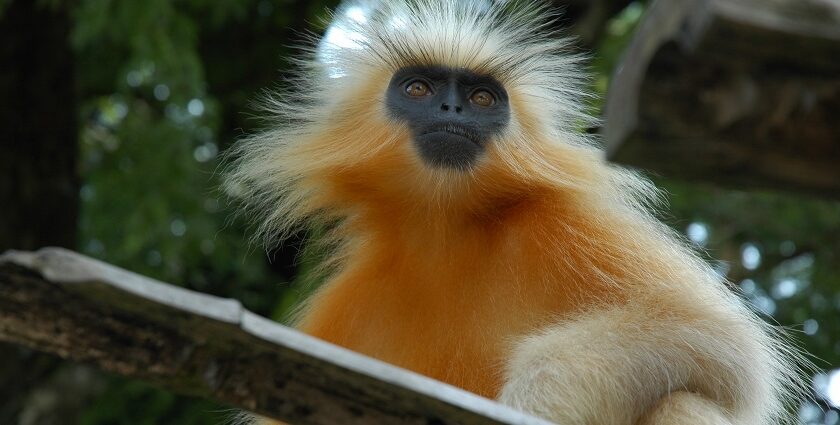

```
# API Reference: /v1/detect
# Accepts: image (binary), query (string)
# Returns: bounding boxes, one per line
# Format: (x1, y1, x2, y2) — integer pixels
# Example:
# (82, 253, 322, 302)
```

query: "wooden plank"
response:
(603, 0, 840, 199)
(0, 247, 551, 425)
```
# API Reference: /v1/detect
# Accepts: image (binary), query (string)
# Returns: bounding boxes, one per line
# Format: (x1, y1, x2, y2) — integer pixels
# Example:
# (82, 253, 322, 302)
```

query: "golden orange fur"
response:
(227, 1, 806, 424)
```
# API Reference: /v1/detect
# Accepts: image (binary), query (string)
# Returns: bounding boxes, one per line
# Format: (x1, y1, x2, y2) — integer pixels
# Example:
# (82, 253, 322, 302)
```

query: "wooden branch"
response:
(0, 247, 551, 425)
(603, 0, 840, 199)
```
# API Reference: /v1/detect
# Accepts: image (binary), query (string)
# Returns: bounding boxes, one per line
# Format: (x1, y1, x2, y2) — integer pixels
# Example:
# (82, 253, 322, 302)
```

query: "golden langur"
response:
(226, 1, 806, 423)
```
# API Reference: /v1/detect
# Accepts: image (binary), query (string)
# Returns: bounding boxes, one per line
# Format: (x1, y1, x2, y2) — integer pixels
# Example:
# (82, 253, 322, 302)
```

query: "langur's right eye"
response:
(405, 80, 431, 97)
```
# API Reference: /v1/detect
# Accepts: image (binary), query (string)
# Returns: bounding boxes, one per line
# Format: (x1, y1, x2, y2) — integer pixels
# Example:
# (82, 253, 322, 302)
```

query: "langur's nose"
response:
(440, 103, 463, 113)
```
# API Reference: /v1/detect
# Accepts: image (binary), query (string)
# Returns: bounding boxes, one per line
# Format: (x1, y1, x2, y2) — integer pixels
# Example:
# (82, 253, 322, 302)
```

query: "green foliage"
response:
(659, 181, 840, 367)
(78, 378, 226, 425)
(658, 181, 840, 421)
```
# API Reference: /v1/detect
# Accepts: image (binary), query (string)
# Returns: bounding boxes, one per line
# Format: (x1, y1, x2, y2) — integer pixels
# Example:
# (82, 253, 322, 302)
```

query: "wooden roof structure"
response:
(603, 0, 840, 199)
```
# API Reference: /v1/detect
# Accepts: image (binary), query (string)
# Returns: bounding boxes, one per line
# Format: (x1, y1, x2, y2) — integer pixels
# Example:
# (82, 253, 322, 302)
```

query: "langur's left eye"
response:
(405, 80, 431, 97)
(470, 90, 495, 107)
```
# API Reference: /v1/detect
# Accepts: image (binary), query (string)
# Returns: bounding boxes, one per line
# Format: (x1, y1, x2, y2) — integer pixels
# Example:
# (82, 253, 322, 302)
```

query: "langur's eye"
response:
(405, 80, 431, 97)
(470, 90, 495, 107)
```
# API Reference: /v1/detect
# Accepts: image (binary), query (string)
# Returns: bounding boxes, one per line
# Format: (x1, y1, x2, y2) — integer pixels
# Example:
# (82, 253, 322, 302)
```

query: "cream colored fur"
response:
(499, 290, 793, 424)
(226, 1, 808, 424)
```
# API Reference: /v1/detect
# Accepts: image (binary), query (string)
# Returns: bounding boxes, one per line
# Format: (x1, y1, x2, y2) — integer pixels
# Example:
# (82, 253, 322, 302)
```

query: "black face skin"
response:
(385, 65, 510, 170)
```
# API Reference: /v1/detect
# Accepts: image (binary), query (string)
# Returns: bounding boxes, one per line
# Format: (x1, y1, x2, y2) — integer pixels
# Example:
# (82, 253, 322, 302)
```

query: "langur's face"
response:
(385, 65, 510, 170)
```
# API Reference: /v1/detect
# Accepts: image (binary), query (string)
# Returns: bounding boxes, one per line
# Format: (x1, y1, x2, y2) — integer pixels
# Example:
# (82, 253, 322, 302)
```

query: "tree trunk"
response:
(0, 2, 80, 423)
(0, 1, 78, 251)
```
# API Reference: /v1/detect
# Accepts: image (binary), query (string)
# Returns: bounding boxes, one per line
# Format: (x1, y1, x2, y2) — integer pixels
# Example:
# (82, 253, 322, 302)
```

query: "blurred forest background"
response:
(1, 0, 838, 424)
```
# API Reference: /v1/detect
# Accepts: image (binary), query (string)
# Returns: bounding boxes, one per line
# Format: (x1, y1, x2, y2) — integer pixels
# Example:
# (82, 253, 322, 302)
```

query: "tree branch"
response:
(0, 247, 550, 425)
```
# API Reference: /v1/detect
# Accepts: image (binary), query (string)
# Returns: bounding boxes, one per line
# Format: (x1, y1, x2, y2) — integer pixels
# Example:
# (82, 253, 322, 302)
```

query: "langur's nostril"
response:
(455, 106, 463, 113)
(441, 103, 450, 111)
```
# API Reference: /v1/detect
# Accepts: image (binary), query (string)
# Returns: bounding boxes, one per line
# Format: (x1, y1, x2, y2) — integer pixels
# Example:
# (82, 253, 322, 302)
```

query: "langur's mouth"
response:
(421, 124, 481, 146)
(414, 124, 485, 170)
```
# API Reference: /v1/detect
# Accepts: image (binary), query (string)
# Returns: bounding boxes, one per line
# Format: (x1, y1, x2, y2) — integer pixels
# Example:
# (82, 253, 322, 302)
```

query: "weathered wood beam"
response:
(603, 0, 840, 199)
(0, 247, 551, 425)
